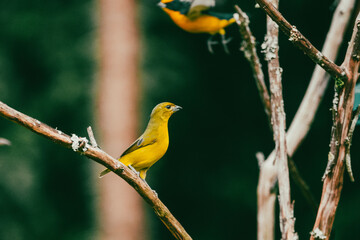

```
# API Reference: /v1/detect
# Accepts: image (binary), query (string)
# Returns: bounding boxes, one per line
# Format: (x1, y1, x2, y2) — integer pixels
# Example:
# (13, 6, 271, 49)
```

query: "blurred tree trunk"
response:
(97, 0, 144, 239)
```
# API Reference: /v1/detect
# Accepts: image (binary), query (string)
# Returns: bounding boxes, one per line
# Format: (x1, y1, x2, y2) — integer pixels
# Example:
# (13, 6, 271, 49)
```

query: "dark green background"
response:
(1, 0, 360, 239)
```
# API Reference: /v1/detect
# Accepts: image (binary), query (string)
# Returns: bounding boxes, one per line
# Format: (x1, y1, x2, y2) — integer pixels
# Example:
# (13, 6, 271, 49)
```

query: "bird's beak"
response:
(157, 2, 166, 8)
(173, 105, 182, 112)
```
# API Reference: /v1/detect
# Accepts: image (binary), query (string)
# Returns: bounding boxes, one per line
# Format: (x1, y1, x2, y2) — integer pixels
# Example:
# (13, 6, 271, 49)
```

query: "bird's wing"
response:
(120, 135, 157, 158)
(187, 0, 215, 20)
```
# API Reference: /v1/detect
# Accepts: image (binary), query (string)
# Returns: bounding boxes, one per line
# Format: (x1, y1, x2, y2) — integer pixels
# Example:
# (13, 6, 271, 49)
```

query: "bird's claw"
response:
(207, 39, 218, 54)
(207, 34, 232, 54)
(221, 35, 232, 54)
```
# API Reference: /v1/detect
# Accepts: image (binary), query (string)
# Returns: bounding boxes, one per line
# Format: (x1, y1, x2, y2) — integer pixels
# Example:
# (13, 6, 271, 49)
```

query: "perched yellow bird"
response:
(158, 0, 239, 53)
(99, 102, 182, 180)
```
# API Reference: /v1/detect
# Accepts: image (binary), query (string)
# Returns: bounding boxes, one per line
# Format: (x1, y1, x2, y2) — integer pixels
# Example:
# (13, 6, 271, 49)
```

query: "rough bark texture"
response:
(311, 13, 360, 240)
(264, 1, 296, 238)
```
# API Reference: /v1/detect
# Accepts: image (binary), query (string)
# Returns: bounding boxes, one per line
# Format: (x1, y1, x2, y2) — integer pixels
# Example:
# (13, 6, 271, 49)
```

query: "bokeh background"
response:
(1, 0, 360, 239)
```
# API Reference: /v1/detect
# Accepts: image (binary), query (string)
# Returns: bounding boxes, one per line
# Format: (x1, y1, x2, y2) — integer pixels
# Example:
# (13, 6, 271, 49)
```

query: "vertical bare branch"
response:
(311, 12, 360, 240)
(263, 0, 297, 238)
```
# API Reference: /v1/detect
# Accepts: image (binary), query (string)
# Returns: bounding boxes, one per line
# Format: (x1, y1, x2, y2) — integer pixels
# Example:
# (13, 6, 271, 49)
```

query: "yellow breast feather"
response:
(99, 102, 181, 180)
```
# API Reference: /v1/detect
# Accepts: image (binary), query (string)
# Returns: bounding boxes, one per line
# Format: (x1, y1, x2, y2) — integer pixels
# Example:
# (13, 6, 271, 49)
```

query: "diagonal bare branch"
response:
(0, 101, 192, 240)
(255, 0, 347, 80)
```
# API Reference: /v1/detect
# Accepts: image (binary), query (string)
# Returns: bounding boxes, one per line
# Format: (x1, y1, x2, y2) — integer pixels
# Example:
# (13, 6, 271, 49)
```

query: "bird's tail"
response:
(99, 168, 111, 178)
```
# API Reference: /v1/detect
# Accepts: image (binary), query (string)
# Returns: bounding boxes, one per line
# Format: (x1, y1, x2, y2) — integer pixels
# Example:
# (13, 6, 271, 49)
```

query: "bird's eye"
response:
(165, 105, 171, 109)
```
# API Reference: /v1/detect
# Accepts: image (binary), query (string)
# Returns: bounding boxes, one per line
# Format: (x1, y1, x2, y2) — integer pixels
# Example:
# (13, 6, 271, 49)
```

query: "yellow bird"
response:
(158, 0, 239, 53)
(99, 102, 182, 180)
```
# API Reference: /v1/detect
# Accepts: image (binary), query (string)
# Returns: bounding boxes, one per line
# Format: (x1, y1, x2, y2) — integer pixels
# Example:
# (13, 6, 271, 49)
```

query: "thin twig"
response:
(0, 101, 192, 240)
(311, 12, 360, 240)
(87, 126, 98, 148)
(288, 158, 318, 214)
(344, 104, 360, 181)
(234, 5, 272, 127)
(255, 0, 347, 80)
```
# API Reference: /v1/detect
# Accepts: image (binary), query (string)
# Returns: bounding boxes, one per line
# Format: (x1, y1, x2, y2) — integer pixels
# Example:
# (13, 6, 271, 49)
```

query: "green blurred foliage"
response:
(0, 0, 96, 239)
(1, 0, 360, 239)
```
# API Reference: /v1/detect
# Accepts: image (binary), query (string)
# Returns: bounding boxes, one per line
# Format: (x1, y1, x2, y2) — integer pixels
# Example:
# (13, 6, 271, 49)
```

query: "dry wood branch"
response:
(311, 12, 360, 240)
(286, 0, 355, 155)
(0, 101, 192, 240)
(235, 6, 318, 232)
(256, 1, 354, 238)
(87, 126, 98, 148)
(264, 0, 296, 238)
(255, 0, 347, 80)
(235, 5, 272, 126)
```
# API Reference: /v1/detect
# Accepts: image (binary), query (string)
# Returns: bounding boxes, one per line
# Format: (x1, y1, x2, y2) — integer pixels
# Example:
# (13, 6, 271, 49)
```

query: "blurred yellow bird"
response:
(158, 0, 239, 53)
(99, 102, 182, 180)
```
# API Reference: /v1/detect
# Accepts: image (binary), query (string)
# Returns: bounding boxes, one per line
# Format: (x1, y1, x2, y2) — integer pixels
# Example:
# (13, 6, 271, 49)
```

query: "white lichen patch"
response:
(70, 134, 89, 152)
(310, 228, 326, 239)
(240, 41, 252, 61)
(289, 26, 300, 42)
(261, 35, 278, 61)
(233, 13, 241, 25)
(316, 52, 324, 62)
(255, 3, 260, 8)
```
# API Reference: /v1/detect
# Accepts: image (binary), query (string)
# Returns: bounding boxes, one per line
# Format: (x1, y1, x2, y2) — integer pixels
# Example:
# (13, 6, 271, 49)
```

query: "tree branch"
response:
(255, 0, 347, 80)
(311, 12, 360, 240)
(286, 0, 356, 157)
(0, 101, 192, 240)
(253, 0, 355, 239)
(264, 0, 297, 238)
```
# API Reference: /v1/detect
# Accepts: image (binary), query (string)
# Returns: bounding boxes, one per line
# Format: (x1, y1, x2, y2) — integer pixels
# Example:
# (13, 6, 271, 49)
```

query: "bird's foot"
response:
(128, 165, 140, 177)
(221, 34, 232, 54)
(207, 37, 218, 54)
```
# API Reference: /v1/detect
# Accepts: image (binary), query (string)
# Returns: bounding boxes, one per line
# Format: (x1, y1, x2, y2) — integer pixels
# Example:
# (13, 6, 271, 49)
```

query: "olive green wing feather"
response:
(120, 136, 157, 158)
(99, 136, 157, 178)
